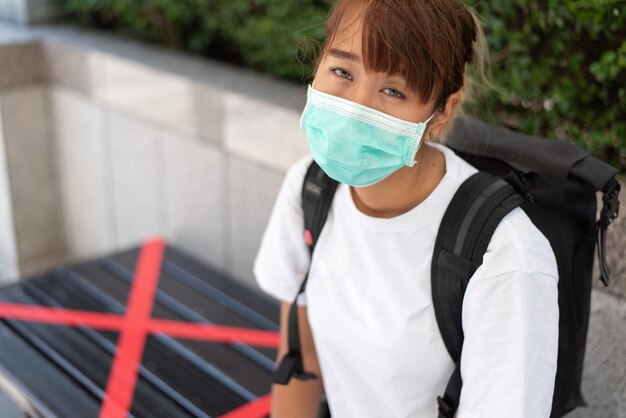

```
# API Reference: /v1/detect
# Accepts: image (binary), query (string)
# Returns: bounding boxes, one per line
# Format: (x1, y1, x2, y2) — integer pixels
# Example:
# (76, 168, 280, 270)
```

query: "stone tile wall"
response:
(49, 85, 112, 261)
(0, 85, 64, 275)
(0, 23, 309, 294)
(0, 89, 18, 281)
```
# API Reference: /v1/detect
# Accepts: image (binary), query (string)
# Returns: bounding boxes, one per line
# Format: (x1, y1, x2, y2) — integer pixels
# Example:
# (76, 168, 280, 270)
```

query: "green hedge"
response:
(60, 0, 625, 171)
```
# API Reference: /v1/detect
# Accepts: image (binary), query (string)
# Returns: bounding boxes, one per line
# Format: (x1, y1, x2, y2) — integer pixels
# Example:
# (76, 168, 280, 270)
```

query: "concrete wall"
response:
(0, 21, 623, 418)
(0, 22, 310, 292)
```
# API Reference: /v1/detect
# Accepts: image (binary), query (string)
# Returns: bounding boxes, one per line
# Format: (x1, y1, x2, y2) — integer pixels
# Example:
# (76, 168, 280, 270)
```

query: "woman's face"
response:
(312, 12, 438, 126)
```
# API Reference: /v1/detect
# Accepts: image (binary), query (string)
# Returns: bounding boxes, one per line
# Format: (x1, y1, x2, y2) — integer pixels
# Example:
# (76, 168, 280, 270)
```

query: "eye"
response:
(381, 87, 405, 99)
(330, 67, 353, 80)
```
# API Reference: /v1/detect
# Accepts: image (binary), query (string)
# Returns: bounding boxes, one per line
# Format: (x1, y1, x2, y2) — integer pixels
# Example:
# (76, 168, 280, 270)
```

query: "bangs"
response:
(322, 0, 466, 107)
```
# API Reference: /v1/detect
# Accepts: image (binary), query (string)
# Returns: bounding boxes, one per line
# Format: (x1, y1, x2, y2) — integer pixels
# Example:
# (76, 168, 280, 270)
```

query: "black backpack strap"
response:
(273, 160, 338, 385)
(432, 171, 526, 417)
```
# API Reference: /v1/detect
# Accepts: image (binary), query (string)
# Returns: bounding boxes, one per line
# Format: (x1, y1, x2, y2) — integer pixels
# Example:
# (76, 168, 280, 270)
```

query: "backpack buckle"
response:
(273, 351, 318, 385)
(304, 229, 314, 246)
(599, 180, 620, 230)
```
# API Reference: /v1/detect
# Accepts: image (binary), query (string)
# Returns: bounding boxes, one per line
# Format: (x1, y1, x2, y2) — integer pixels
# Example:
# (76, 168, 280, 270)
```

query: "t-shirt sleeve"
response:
(455, 207, 560, 418)
(252, 154, 313, 306)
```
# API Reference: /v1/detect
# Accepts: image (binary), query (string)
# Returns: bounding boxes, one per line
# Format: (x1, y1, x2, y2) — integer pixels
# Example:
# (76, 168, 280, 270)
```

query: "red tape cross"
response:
(0, 237, 278, 418)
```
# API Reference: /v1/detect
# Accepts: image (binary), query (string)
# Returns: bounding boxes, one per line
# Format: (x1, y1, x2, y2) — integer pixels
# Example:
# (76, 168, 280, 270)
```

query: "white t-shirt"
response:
(253, 142, 559, 418)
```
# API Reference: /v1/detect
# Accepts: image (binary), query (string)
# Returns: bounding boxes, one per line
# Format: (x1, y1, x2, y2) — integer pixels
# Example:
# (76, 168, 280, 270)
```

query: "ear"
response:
(426, 91, 462, 140)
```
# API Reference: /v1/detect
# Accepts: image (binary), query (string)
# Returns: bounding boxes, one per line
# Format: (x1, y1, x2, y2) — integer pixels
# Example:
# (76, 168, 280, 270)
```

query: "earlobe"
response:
(425, 91, 461, 141)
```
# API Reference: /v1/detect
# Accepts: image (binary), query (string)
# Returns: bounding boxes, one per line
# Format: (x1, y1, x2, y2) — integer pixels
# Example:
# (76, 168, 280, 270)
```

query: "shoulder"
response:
(428, 142, 558, 282)
(476, 207, 559, 283)
(283, 154, 315, 198)
(288, 153, 314, 178)
(271, 153, 314, 210)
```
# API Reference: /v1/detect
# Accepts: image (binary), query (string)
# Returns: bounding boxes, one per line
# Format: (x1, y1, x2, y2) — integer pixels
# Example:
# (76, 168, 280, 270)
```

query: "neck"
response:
(350, 143, 446, 218)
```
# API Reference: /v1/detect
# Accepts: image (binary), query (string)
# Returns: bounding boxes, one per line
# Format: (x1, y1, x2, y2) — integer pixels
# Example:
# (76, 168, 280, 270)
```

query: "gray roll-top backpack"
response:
(272, 116, 621, 418)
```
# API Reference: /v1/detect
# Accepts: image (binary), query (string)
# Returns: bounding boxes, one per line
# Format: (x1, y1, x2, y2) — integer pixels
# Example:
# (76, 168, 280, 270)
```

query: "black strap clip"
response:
(597, 179, 620, 286)
(599, 179, 620, 230)
(437, 395, 455, 418)
(273, 351, 318, 385)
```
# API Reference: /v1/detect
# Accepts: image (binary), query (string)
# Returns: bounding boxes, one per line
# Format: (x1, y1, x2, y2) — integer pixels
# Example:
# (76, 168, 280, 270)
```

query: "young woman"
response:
(253, 1, 559, 417)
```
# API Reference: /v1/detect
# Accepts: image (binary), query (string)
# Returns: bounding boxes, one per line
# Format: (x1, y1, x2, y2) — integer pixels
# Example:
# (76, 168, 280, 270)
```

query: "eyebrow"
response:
(328, 48, 361, 62)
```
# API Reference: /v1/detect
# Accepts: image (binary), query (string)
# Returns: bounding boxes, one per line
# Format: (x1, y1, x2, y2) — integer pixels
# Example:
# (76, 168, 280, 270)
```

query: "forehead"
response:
(326, 7, 364, 56)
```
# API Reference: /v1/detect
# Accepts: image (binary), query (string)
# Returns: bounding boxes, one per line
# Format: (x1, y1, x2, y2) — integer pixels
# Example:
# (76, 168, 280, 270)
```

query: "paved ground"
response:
(565, 289, 626, 417)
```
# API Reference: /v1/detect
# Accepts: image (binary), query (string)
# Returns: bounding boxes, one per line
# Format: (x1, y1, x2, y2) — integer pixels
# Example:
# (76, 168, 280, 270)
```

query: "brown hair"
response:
(311, 0, 489, 138)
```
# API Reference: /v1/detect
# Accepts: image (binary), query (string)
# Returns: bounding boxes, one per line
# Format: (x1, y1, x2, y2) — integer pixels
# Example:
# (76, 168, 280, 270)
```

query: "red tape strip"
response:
(99, 237, 164, 418)
(149, 319, 280, 348)
(0, 304, 124, 330)
(0, 306, 279, 347)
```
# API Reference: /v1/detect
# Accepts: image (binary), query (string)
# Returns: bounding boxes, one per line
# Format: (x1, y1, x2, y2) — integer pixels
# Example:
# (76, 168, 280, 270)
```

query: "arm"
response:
(454, 209, 560, 418)
(271, 301, 325, 418)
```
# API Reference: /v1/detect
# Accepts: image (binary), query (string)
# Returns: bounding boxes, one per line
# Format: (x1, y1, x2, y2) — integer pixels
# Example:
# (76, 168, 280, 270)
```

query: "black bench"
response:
(0, 239, 281, 418)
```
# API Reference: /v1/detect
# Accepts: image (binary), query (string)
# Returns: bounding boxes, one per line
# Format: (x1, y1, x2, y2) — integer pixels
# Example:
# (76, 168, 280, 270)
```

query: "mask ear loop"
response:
(426, 109, 438, 141)
(425, 110, 438, 124)
(413, 109, 439, 167)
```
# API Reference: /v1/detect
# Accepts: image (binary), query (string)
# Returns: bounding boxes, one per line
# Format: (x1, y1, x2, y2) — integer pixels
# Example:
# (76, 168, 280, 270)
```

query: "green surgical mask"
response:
(300, 83, 436, 187)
